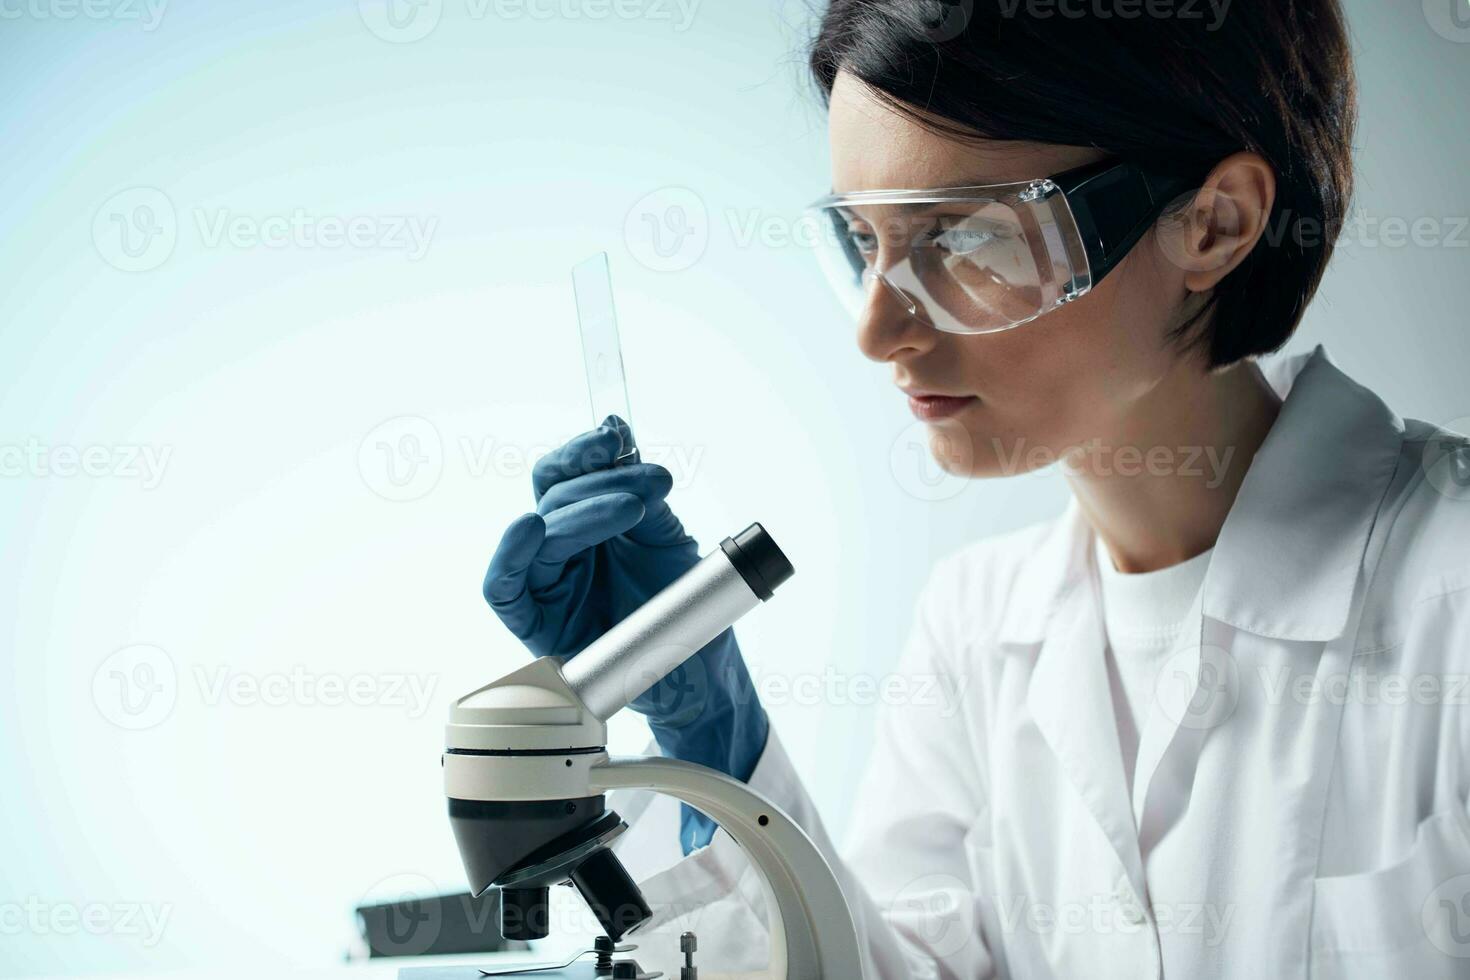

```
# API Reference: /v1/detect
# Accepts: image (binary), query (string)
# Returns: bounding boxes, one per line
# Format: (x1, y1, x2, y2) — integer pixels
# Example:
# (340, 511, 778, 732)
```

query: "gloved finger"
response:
(601, 414, 638, 462)
(599, 422, 687, 548)
(535, 463, 673, 517)
(531, 426, 624, 502)
(482, 512, 547, 639)
(622, 489, 690, 548)
(527, 492, 646, 592)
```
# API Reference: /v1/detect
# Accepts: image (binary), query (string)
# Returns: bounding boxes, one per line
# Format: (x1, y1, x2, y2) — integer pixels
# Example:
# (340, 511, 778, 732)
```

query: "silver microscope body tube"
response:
(560, 522, 793, 721)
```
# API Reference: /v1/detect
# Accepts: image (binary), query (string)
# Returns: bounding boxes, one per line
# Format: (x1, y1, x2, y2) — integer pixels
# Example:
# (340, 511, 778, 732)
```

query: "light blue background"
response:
(1, 0, 1466, 974)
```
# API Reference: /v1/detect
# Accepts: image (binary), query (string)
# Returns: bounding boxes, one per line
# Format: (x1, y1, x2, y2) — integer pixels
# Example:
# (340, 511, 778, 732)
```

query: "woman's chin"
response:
(921, 417, 1057, 481)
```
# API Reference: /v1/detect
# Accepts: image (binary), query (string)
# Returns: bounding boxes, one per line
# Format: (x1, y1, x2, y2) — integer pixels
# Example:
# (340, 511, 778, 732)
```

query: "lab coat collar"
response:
(995, 346, 1405, 645)
(1204, 346, 1403, 640)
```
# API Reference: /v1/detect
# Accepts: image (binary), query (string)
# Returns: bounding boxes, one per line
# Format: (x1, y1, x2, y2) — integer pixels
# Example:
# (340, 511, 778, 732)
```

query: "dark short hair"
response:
(808, 0, 1357, 367)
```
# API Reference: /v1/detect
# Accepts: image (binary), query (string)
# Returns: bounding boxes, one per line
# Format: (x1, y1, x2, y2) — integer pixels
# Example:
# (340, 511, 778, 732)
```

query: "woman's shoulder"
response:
(915, 511, 1074, 648)
(1356, 416, 1470, 655)
(930, 516, 1063, 585)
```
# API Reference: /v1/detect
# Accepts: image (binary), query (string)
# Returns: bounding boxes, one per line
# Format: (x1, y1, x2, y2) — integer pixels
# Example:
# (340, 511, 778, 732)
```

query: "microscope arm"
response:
(590, 756, 865, 980)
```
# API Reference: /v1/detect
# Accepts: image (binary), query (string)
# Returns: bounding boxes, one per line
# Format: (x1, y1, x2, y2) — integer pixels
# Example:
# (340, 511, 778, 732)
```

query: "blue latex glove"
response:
(483, 417, 768, 853)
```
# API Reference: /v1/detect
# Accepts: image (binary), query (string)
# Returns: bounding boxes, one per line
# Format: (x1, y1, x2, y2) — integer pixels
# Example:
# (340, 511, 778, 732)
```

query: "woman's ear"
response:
(1159, 152, 1277, 292)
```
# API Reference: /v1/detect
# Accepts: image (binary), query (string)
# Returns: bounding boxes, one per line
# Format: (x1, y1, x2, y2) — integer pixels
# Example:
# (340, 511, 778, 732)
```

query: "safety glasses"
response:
(807, 159, 1199, 335)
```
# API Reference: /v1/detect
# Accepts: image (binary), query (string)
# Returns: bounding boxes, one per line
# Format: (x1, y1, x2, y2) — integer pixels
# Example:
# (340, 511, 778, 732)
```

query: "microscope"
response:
(408, 524, 864, 980)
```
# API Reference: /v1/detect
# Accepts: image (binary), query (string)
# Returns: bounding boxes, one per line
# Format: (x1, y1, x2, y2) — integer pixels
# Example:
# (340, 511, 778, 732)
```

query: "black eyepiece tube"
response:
(719, 523, 795, 601)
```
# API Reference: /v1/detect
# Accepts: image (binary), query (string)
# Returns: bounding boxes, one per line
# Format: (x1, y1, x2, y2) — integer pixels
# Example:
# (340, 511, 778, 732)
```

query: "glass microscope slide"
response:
(572, 251, 638, 462)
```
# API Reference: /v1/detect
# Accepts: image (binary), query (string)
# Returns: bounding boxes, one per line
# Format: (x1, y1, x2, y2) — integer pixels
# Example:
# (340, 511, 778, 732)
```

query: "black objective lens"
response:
(499, 886, 551, 941)
(568, 847, 652, 942)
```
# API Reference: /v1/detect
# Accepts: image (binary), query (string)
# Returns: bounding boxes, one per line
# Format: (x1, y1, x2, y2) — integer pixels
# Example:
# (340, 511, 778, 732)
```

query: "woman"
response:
(483, 1, 1470, 976)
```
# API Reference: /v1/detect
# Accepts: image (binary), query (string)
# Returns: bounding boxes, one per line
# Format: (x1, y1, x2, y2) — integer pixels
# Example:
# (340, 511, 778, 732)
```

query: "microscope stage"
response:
(398, 964, 602, 979)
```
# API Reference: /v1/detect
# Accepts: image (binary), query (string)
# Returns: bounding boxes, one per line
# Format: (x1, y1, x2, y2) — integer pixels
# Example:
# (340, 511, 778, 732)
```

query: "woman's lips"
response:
(907, 393, 979, 421)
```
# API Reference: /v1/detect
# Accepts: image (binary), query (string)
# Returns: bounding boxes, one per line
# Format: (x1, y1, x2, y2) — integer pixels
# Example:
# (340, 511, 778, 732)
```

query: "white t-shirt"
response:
(1093, 536, 1212, 789)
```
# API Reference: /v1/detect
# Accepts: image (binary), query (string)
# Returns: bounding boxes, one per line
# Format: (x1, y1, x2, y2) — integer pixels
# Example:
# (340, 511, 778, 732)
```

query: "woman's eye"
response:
(846, 228, 879, 255)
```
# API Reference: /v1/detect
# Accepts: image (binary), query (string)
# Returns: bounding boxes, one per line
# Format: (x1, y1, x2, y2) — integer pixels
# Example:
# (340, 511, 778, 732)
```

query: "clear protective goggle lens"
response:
(807, 179, 1093, 335)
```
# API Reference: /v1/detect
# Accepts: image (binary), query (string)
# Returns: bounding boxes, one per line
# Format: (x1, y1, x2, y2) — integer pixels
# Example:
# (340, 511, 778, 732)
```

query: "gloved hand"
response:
(482, 417, 768, 853)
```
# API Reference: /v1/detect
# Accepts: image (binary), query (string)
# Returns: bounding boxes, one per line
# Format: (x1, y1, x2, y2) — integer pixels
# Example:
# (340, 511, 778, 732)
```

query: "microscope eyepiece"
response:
(719, 522, 794, 601)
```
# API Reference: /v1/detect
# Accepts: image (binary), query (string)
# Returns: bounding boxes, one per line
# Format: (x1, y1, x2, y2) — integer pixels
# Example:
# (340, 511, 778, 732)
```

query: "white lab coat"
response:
(613, 346, 1470, 980)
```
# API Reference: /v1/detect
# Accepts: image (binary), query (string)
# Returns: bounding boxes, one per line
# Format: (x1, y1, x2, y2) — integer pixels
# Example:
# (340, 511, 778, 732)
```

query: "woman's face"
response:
(827, 70, 1202, 478)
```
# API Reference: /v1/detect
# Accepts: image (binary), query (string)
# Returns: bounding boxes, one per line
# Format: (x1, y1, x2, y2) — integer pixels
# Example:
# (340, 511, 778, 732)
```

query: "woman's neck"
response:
(1067, 357, 1282, 574)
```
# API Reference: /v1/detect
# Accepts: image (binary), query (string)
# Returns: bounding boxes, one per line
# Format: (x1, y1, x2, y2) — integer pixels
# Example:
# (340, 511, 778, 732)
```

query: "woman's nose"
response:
(855, 270, 937, 363)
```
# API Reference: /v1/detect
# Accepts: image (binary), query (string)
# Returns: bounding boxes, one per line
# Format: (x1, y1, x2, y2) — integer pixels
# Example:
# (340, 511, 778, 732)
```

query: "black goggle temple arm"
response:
(1054, 158, 1203, 284)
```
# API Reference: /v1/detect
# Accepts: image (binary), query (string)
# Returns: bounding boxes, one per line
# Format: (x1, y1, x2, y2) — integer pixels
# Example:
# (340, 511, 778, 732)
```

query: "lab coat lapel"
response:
(1130, 586, 1207, 853)
(1026, 571, 1148, 900)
